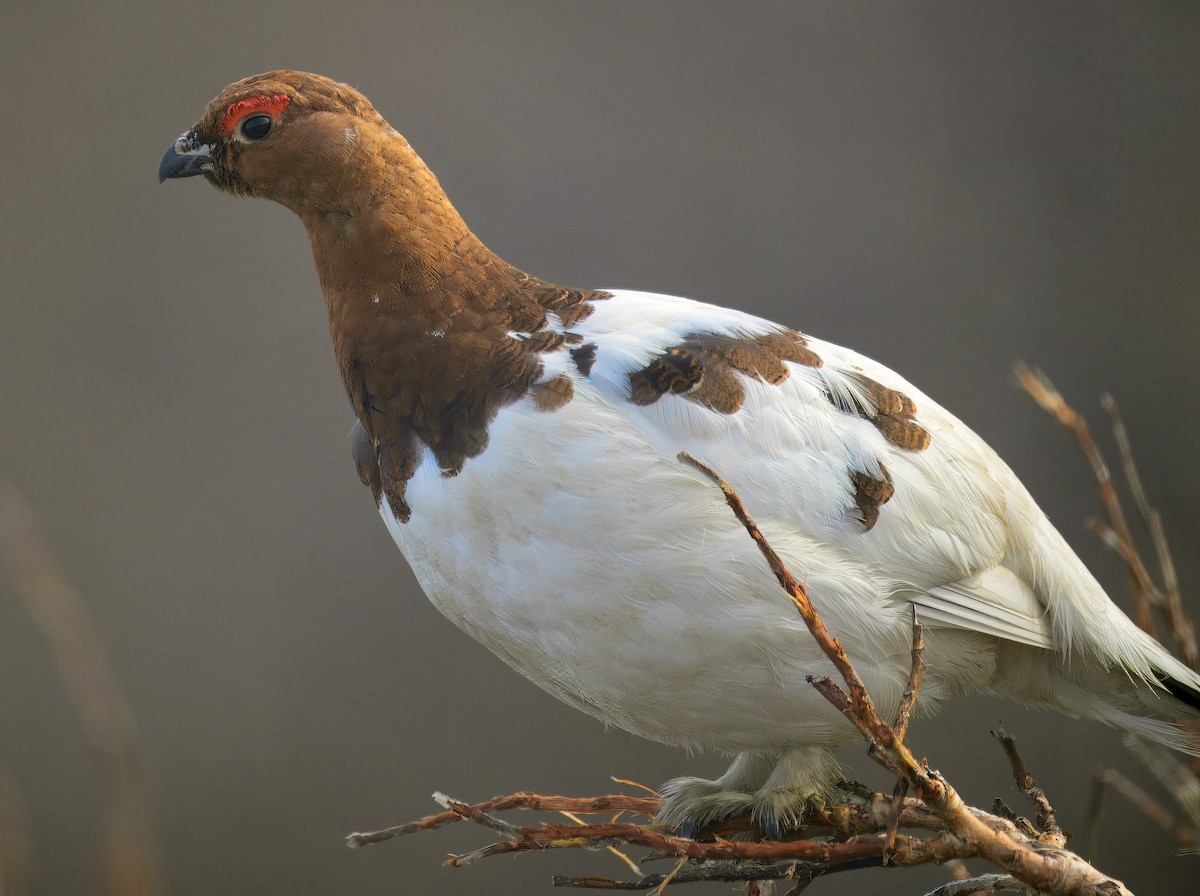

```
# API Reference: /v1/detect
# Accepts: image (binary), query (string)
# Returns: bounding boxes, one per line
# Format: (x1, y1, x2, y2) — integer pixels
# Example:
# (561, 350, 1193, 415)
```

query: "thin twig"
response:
(552, 858, 875, 890)
(560, 810, 643, 877)
(1086, 519, 1165, 612)
(346, 792, 658, 847)
(991, 729, 1066, 847)
(882, 778, 909, 864)
(443, 822, 895, 867)
(433, 792, 525, 838)
(1084, 767, 1107, 861)
(677, 452, 903, 771)
(647, 856, 685, 896)
(924, 873, 1025, 896)
(893, 608, 925, 741)
(883, 614, 922, 867)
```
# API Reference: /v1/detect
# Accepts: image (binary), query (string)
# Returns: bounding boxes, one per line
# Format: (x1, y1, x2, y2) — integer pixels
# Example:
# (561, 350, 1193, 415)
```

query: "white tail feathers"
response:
(996, 641, 1200, 757)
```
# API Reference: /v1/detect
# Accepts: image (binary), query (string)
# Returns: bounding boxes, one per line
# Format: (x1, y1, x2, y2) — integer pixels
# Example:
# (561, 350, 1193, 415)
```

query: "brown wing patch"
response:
(570, 342, 598, 377)
(850, 465, 895, 531)
(629, 348, 704, 405)
(532, 373, 575, 412)
(627, 330, 822, 414)
(854, 378, 932, 450)
(824, 374, 932, 452)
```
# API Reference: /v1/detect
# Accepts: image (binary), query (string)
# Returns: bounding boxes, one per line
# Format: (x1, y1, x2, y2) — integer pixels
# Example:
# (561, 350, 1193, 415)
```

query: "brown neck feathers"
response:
(291, 119, 606, 520)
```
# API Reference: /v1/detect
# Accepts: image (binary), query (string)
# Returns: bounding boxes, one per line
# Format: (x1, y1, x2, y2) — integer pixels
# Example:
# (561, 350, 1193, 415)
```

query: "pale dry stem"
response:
(0, 480, 162, 896)
(1014, 364, 1154, 634)
(1016, 366, 1200, 849)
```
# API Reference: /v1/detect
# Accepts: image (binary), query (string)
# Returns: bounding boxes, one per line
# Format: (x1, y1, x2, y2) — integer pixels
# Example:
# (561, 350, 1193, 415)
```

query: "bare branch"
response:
(1018, 369, 1200, 855)
(676, 452, 907, 775)
(924, 873, 1027, 896)
(552, 858, 876, 891)
(346, 792, 658, 847)
(432, 791, 525, 839)
(893, 608, 926, 741)
(991, 729, 1066, 847)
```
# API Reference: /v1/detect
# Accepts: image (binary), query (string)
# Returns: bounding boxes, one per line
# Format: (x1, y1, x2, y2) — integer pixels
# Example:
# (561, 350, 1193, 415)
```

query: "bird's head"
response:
(158, 70, 398, 211)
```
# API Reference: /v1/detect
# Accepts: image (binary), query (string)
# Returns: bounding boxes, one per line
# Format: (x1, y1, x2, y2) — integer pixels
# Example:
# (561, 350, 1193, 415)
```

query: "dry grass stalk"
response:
(1015, 366, 1200, 852)
(1014, 364, 1197, 668)
(0, 767, 33, 896)
(0, 480, 163, 896)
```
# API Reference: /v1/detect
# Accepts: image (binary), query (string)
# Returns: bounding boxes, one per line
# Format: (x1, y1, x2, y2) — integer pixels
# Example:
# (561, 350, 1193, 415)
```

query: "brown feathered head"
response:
(158, 70, 398, 209)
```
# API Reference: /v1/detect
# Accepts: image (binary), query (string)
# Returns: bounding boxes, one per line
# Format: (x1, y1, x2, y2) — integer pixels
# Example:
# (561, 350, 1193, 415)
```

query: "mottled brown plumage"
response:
(850, 466, 895, 530)
(531, 374, 576, 412)
(854, 377, 933, 451)
(819, 373, 932, 453)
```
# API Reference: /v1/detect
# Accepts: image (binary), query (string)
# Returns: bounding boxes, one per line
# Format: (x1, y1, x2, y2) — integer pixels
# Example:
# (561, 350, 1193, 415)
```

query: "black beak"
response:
(158, 129, 215, 182)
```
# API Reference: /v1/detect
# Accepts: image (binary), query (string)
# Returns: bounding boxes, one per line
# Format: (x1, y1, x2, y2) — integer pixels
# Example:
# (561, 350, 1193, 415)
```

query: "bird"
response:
(160, 70, 1200, 837)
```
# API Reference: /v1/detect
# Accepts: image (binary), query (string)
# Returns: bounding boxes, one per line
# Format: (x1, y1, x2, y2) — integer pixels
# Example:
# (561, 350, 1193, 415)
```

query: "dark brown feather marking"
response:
(627, 330, 822, 414)
(523, 330, 570, 353)
(824, 373, 932, 452)
(532, 373, 575, 412)
(525, 285, 611, 328)
(571, 342, 598, 377)
(850, 465, 895, 531)
(629, 348, 704, 405)
(351, 420, 382, 503)
(377, 432, 423, 522)
(874, 416, 932, 451)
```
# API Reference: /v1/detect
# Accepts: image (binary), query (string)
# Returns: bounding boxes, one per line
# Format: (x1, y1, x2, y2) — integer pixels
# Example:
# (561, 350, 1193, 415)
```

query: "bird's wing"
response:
(559, 289, 1054, 650)
(914, 568, 1052, 648)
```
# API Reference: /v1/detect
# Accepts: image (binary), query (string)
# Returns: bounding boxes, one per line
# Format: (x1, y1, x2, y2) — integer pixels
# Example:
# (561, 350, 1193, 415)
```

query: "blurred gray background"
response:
(2, 2, 1198, 893)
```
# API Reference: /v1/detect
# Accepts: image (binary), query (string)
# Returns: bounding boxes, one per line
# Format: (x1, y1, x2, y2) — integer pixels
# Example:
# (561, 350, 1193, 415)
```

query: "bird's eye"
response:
(240, 114, 273, 140)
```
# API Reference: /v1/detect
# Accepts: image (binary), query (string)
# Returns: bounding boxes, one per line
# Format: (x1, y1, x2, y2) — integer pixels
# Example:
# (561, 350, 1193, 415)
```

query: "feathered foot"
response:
(656, 747, 841, 840)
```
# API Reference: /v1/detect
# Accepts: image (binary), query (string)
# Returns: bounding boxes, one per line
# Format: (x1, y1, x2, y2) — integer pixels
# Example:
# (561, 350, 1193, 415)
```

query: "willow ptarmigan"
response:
(160, 70, 1200, 836)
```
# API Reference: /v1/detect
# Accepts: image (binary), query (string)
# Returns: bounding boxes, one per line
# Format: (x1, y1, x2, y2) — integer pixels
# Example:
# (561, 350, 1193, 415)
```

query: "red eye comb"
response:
(219, 94, 291, 137)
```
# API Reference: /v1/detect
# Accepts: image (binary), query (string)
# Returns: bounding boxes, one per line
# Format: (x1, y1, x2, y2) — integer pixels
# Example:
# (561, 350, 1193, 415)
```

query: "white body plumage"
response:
(379, 290, 1198, 824)
(159, 69, 1200, 833)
